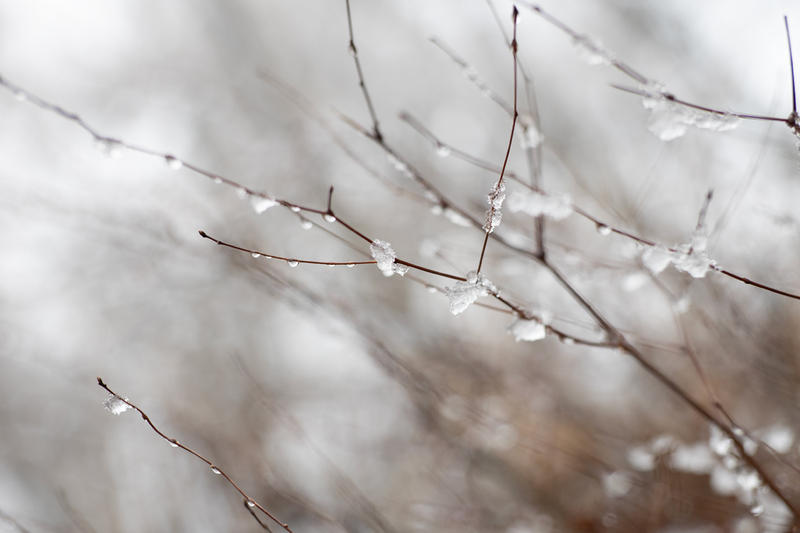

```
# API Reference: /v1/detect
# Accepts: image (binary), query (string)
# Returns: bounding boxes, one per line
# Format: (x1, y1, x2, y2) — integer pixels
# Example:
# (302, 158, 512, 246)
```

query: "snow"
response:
(103, 394, 130, 415)
(370, 239, 409, 277)
(572, 34, 615, 66)
(640, 81, 740, 141)
(642, 228, 716, 278)
(249, 194, 278, 214)
(444, 270, 496, 315)
(508, 317, 546, 342)
(507, 190, 573, 220)
(483, 181, 506, 233)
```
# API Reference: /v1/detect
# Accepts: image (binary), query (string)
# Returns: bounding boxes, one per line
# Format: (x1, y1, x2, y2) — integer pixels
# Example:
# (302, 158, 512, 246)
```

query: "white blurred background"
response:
(2, 1, 800, 532)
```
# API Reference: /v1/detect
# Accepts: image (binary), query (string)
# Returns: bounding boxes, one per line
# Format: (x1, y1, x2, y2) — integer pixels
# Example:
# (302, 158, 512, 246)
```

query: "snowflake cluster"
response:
(370, 239, 409, 277)
(444, 271, 496, 315)
(642, 228, 717, 278)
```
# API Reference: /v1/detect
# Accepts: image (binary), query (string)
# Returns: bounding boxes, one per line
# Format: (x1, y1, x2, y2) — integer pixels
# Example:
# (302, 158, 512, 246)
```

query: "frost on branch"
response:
(640, 81, 740, 141)
(103, 394, 130, 415)
(370, 239, 409, 277)
(519, 113, 544, 149)
(249, 194, 279, 214)
(508, 317, 546, 342)
(642, 228, 716, 278)
(572, 34, 615, 66)
(483, 181, 506, 233)
(507, 190, 572, 220)
(444, 271, 496, 315)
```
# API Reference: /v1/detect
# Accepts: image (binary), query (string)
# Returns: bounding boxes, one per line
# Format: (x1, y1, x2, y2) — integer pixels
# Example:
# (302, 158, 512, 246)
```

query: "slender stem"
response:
(786, 16, 797, 113)
(345, 0, 382, 142)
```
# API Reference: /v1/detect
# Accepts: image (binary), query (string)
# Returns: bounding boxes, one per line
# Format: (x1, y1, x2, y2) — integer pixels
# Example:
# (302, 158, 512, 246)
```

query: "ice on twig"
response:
(387, 153, 414, 178)
(444, 270, 496, 315)
(94, 137, 125, 158)
(642, 228, 716, 278)
(103, 394, 130, 415)
(370, 239, 409, 277)
(640, 81, 740, 141)
(249, 194, 279, 214)
(519, 113, 544, 149)
(572, 34, 615, 66)
(507, 190, 573, 220)
(483, 182, 506, 233)
(508, 316, 546, 342)
(442, 207, 472, 227)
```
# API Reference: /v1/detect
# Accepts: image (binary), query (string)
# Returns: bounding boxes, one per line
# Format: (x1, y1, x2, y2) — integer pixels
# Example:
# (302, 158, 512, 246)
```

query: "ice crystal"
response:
(250, 195, 278, 214)
(370, 239, 409, 277)
(572, 34, 615, 66)
(640, 81, 740, 141)
(444, 270, 495, 315)
(507, 190, 573, 220)
(508, 317, 546, 342)
(103, 394, 130, 415)
(484, 182, 506, 233)
(642, 228, 716, 278)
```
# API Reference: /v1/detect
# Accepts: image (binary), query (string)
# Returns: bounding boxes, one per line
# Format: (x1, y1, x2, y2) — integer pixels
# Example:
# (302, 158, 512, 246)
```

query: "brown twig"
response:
(96, 377, 294, 532)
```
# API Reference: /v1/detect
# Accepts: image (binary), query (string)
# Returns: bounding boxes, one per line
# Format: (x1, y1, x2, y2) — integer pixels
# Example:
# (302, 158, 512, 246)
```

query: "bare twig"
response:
(96, 377, 294, 533)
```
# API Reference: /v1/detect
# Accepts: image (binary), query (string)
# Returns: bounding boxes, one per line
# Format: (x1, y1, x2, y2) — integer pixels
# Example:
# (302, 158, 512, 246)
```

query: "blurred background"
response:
(2, 0, 800, 531)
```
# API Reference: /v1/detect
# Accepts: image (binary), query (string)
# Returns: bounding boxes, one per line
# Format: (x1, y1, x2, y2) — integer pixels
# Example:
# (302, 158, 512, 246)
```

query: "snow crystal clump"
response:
(103, 394, 130, 415)
(507, 190, 573, 220)
(370, 239, 409, 277)
(640, 81, 740, 141)
(484, 182, 506, 233)
(508, 317, 546, 342)
(250, 194, 279, 214)
(519, 113, 544, 149)
(642, 228, 716, 278)
(444, 271, 496, 315)
(572, 34, 615, 66)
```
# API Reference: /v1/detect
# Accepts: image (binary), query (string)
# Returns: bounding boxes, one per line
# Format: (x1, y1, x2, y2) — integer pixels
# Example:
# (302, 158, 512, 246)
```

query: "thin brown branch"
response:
(96, 377, 294, 533)
(345, 0, 383, 142)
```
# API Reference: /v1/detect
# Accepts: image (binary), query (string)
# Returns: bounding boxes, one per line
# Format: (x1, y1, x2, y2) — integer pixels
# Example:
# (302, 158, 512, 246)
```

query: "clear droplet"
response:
(596, 223, 612, 236)
(561, 336, 576, 345)
(168, 439, 179, 448)
(300, 219, 313, 230)
(247, 500, 256, 508)
(287, 260, 299, 267)
(426, 285, 438, 293)
(323, 214, 337, 223)
(328, 263, 335, 267)
(346, 263, 355, 268)
(751, 503, 764, 517)
(164, 155, 183, 170)
(211, 466, 221, 475)
(251, 253, 261, 258)
(290, 206, 301, 212)
(213, 177, 223, 184)
(12, 89, 27, 102)
(348, 43, 357, 57)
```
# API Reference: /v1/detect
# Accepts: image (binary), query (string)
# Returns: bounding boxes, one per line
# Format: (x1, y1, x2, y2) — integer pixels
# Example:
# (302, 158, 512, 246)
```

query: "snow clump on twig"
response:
(444, 271, 496, 315)
(370, 239, 409, 277)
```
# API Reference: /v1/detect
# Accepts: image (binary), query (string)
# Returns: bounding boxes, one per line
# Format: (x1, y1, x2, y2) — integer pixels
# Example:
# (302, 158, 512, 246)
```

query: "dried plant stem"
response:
(96, 378, 294, 532)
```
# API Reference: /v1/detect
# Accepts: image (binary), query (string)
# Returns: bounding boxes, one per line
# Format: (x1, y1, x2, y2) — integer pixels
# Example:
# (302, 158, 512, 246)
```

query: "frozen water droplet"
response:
(560, 336, 575, 345)
(328, 263, 335, 267)
(348, 43, 357, 57)
(236, 187, 248, 200)
(435, 144, 451, 157)
(213, 177, 223, 184)
(287, 260, 299, 267)
(251, 253, 261, 258)
(346, 263, 355, 268)
(430, 204, 443, 216)
(290, 206, 301, 212)
(596, 223, 611, 236)
(12, 89, 27, 102)
(247, 500, 256, 507)
(323, 214, 337, 223)
(250, 195, 278, 214)
(211, 466, 221, 475)
(750, 503, 764, 517)
(572, 34, 614, 66)
(164, 155, 183, 170)
(169, 440, 179, 448)
(94, 137, 124, 158)
(426, 285, 438, 293)
(300, 219, 313, 230)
